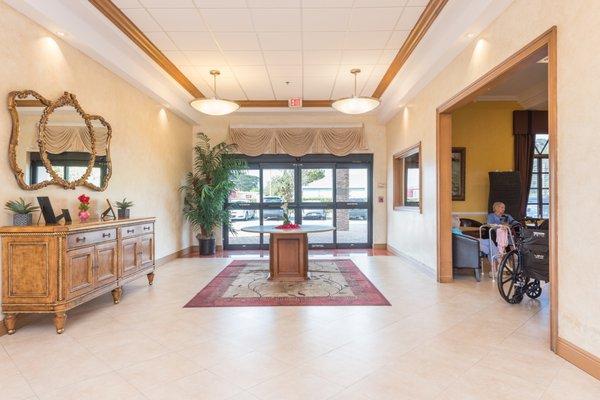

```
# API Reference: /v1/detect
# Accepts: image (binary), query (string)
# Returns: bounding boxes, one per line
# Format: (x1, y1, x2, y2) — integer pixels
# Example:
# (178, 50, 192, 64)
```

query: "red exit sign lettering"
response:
(288, 97, 302, 108)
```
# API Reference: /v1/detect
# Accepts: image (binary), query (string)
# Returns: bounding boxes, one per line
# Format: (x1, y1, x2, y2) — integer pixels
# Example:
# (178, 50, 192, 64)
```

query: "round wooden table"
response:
(241, 225, 335, 281)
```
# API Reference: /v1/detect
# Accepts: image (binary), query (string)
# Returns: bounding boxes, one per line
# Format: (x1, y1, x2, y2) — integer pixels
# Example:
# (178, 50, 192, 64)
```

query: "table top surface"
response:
(241, 225, 336, 234)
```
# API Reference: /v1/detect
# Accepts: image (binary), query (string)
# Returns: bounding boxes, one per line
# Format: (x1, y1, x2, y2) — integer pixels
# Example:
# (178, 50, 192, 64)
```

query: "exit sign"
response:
(288, 97, 302, 108)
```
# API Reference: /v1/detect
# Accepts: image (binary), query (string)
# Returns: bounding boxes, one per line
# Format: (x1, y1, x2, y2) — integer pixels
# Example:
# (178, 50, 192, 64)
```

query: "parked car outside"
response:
(230, 209, 256, 221)
(349, 209, 367, 220)
(263, 196, 284, 220)
(302, 209, 326, 220)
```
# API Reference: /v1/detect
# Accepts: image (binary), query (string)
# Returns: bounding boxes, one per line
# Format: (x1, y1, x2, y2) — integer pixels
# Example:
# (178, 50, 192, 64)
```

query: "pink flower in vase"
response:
(77, 193, 91, 222)
(78, 210, 90, 222)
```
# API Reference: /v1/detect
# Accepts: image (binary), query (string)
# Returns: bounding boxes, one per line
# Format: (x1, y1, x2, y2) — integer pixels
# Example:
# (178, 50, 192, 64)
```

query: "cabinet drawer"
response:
(67, 229, 117, 249)
(121, 223, 153, 238)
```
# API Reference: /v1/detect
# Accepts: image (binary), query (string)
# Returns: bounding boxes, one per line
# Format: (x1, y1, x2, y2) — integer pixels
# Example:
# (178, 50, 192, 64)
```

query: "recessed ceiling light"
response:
(466, 32, 476, 39)
(56, 31, 65, 37)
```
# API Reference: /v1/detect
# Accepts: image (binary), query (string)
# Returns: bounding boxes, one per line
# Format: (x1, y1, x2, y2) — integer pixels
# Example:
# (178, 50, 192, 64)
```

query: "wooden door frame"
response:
(436, 27, 558, 350)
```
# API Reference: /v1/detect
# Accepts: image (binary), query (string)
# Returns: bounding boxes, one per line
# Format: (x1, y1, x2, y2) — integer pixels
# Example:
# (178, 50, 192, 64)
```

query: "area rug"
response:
(184, 259, 390, 307)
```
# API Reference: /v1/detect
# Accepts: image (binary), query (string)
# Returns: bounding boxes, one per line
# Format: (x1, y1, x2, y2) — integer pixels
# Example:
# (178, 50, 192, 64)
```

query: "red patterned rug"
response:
(184, 259, 390, 307)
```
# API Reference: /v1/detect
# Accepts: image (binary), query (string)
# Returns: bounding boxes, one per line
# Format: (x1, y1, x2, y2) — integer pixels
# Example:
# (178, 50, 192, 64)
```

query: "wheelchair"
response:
(497, 224, 550, 304)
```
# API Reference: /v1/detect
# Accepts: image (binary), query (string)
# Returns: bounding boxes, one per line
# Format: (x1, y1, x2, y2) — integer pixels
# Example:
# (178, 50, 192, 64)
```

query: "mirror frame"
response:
(7, 90, 112, 191)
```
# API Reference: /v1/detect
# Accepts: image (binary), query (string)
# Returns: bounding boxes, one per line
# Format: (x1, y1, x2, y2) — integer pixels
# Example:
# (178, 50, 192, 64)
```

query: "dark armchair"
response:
(452, 233, 482, 281)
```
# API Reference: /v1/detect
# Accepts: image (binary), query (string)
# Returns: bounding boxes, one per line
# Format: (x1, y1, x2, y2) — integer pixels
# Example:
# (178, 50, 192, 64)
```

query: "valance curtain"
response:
(513, 110, 548, 219)
(227, 125, 368, 157)
(30, 125, 109, 155)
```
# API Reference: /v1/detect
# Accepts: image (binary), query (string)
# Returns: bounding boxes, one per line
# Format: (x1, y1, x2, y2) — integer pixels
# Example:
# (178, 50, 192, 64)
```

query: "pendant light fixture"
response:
(190, 70, 239, 116)
(332, 68, 380, 115)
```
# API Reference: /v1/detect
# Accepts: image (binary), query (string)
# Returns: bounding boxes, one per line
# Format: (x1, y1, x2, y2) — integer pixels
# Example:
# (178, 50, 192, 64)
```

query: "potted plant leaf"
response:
(180, 133, 245, 255)
(116, 198, 133, 219)
(5, 198, 39, 226)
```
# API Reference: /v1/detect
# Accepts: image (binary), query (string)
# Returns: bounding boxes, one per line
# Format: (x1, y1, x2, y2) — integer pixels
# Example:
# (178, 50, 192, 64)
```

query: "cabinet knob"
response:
(76, 237, 86, 243)
(143, 226, 150, 231)
(102, 233, 111, 238)
(126, 229, 134, 234)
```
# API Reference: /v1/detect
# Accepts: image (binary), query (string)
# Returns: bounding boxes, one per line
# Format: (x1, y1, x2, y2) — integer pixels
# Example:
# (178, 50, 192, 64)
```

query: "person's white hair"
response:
(452, 215, 461, 228)
(492, 202, 505, 212)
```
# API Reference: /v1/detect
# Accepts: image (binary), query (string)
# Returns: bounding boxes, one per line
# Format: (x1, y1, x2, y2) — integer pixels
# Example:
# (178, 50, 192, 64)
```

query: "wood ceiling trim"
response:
(371, 0, 449, 99)
(89, 0, 204, 99)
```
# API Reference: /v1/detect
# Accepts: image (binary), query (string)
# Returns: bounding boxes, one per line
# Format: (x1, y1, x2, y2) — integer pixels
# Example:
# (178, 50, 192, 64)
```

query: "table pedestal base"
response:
(269, 232, 308, 281)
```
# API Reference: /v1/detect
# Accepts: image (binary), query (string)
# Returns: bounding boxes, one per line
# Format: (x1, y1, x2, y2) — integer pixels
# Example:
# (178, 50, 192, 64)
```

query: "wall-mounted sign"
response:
(288, 97, 302, 108)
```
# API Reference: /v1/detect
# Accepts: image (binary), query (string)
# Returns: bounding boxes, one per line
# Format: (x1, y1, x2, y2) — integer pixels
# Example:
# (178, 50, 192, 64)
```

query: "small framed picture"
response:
(101, 199, 116, 221)
(452, 147, 466, 201)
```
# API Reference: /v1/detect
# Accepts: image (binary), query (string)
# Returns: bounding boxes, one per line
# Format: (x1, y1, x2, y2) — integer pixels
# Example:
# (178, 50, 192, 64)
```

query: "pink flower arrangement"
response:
(77, 194, 91, 222)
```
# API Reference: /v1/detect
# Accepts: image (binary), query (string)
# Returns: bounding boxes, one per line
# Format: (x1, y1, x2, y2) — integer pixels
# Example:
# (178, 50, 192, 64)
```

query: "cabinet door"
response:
(95, 241, 118, 287)
(121, 237, 139, 277)
(140, 234, 154, 269)
(66, 246, 95, 299)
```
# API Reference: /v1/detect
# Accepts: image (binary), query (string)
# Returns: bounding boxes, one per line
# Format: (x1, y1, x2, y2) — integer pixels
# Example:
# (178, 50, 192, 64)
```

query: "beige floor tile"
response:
(177, 337, 254, 368)
(349, 368, 447, 400)
(248, 369, 344, 400)
(208, 351, 293, 389)
(117, 352, 204, 391)
(37, 372, 144, 400)
(140, 370, 243, 400)
(295, 351, 379, 387)
(541, 363, 600, 400)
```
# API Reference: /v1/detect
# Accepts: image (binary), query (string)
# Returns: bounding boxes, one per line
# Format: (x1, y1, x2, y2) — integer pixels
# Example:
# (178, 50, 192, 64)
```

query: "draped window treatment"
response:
(513, 110, 548, 219)
(227, 125, 368, 157)
(29, 125, 109, 155)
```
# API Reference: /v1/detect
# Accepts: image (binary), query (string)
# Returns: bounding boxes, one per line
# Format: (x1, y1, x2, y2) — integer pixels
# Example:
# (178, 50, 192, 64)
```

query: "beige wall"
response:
(194, 112, 387, 246)
(0, 2, 193, 260)
(452, 101, 520, 222)
(386, 0, 600, 358)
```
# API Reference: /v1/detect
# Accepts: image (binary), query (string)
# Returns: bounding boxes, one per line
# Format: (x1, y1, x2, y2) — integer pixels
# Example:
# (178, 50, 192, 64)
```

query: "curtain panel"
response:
(31, 125, 109, 155)
(513, 110, 548, 219)
(227, 125, 368, 157)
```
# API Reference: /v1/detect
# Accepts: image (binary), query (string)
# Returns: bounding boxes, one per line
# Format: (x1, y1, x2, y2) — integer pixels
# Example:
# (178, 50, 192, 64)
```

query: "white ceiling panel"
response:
(396, 6, 425, 30)
(263, 51, 302, 66)
(214, 78, 247, 100)
(200, 9, 254, 32)
(251, 9, 301, 32)
(302, 8, 350, 31)
(122, 9, 161, 31)
(140, 0, 195, 7)
(147, 8, 207, 31)
(185, 50, 226, 65)
(302, 50, 342, 65)
(114, 0, 426, 101)
(168, 31, 216, 50)
(344, 31, 391, 50)
(341, 50, 382, 65)
(258, 32, 302, 50)
(303, 32, 346, 50)
(350, 8, 403, 31)
(145, 31, 177, 51)
(213, 32, 261, 50)
(223, 51, 265, 65)
(193, 0, 247, 8)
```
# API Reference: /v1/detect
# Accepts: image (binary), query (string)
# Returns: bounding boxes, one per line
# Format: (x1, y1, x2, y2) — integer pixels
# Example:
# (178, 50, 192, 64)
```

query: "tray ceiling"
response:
(108, 0, 432, 102)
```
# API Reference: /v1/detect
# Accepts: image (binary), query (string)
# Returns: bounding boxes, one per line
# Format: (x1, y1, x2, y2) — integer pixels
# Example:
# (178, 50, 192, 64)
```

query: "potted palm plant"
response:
(5, 198, 39, 226)
(116, 198, 133, 219)
(180, 133, 245, 255)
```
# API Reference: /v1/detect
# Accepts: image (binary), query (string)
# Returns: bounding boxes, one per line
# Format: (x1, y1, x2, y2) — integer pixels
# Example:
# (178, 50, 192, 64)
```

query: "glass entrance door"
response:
(224, 154, 372, 250)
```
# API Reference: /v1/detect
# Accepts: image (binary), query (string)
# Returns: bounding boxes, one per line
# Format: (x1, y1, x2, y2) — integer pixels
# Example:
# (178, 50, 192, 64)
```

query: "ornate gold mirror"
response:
(8, 90, 112, 191)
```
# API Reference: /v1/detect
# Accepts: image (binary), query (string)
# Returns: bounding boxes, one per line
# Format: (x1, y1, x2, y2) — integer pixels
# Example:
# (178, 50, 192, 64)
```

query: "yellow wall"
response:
(451, 101, 520, 221)
(386, 0, 600, 358)
(0, 2, 193, 259)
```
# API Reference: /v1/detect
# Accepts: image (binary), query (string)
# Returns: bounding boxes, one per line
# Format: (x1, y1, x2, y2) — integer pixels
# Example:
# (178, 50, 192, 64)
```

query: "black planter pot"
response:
(118, 209, 130, 219)
(197, 236, 216, 255)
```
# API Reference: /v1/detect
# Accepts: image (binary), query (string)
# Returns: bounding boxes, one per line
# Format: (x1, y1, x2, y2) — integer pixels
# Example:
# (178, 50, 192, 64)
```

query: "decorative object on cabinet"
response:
(77, 194, 91, 222)
(4, 198, 39, 226)
(116, 198, 133, 219)
(8, 90, 112, 191)
(36, 196, 64, 224)
(180, 133, 245, 255)
(0, 217, 156, 334)
(101, 199, 116, 221)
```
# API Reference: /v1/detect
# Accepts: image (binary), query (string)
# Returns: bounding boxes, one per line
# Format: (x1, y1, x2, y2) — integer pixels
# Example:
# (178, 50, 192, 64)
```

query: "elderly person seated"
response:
(488, 201, 515, 225)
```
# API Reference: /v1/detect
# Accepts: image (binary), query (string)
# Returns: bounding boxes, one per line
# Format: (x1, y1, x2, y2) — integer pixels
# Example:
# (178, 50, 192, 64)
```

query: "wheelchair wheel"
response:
(525, 280, 542, 299)
(497, 250, 526, 304)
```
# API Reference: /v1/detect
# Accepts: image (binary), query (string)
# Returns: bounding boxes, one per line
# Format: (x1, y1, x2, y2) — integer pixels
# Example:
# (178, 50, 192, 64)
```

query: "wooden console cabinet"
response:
(0, 217, 155, 334)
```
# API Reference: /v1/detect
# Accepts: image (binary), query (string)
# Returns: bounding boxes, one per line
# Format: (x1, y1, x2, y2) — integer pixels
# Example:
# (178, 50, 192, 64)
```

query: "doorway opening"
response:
(436, 28, 558, 349)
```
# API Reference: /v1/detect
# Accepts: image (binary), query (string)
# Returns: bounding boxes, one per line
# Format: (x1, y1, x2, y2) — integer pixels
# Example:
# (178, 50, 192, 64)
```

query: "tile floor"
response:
(1, 254, 599, 400)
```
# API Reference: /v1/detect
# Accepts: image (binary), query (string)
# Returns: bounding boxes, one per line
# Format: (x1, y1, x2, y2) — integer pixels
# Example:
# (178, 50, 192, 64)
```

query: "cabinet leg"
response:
(147, 272, 155, 285)
(4, 313, 16, 335)
(111, 287, 123, 304)
(54, 313, 67, 334)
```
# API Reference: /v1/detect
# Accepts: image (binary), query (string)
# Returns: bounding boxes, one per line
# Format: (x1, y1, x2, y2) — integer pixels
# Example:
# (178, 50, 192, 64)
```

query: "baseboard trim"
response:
(556, 337, 600, 380)
(156, 246, 195, 267)
(372, 243, 387, 250)
(386, 244, 436, 279)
